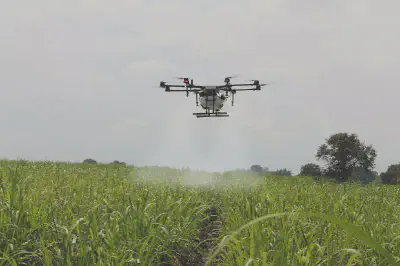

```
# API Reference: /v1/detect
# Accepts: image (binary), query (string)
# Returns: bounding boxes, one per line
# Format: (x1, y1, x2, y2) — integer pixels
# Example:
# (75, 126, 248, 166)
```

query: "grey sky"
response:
(1, 0, 399, 173)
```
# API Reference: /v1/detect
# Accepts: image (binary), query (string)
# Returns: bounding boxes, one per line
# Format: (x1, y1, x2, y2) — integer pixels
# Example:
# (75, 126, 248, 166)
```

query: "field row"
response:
(0, 161, 399, 265)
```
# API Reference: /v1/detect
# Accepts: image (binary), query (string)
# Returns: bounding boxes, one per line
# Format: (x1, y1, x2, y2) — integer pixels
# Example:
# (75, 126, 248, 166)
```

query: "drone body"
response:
(199, 86, 225, 111)
(158, 76, 269, 118)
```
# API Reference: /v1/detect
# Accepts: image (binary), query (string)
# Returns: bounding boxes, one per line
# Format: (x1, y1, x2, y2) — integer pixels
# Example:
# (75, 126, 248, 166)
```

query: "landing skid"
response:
(193, 112, 229, 118)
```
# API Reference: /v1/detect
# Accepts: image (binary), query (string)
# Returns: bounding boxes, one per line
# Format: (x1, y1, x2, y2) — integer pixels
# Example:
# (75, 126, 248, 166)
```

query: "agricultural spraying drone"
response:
(157, 76, 270, 118)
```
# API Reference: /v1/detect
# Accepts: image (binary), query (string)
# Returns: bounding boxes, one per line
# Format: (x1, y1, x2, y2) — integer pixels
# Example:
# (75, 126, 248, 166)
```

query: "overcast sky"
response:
(1, 0, 399, 173)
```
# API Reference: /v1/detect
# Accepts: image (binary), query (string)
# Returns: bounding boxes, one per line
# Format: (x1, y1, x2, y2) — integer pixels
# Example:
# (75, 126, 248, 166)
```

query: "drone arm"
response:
(164, 84, 185, 88)
(189, 85, 206, 89)
(229, 83, 257, 87)
(216, 83, 254, 89)
(161, 84, 205, 90)
(219, 87, 259, 92)
(166, 84, 205, 89)
(167, 89, 202, 92)
(223, 88, 259, 91)
(219, 83, 269, 91)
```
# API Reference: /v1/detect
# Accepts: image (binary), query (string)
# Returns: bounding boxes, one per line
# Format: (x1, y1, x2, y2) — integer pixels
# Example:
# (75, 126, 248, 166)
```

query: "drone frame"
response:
(158, 76, 268, 118)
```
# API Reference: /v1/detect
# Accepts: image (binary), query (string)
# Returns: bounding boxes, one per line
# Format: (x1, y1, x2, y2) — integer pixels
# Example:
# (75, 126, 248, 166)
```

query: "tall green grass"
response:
(0, 160, 399, 265)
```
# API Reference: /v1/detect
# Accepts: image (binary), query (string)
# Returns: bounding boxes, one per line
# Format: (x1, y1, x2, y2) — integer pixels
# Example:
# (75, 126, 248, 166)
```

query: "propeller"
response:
(255, 83, 271, 90)
(246, 79, 260, 85)
(175, 77, 191, 87)
(159, 81, 169, 87)
(224, 74, 240, 83)
(175, 77, 191, 82)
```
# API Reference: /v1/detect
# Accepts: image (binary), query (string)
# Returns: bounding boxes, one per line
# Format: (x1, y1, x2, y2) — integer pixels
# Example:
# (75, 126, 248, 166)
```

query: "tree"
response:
(380, 163, 400, 184)
(299, 163, 322, 176)
(83, 158, 97, 164)
(273, 168, 292, 176)
(316, 133, 377, 182)
(250, 165, 264, 173)
(110, 160, 126, 166)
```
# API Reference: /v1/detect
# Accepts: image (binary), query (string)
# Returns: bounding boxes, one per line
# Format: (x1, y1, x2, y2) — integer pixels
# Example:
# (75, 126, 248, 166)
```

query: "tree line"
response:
(251, 132, 399, 184)
(82, 159, 127, 166)
(82, 132, 399, 185)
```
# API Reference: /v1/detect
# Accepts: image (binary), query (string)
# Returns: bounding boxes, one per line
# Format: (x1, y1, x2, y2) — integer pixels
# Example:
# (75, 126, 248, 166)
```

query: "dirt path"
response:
(199, 207, 223, 265)
(171, 206, 223, 266)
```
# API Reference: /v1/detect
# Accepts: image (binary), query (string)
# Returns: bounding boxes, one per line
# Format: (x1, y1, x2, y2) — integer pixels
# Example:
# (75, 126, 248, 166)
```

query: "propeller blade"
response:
(225, 74, 240, 79)
(224, 74, 239, 84)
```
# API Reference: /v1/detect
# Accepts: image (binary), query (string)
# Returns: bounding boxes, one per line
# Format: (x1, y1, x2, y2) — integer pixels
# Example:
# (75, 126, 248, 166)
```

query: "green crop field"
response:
(0, 160, 399, 266)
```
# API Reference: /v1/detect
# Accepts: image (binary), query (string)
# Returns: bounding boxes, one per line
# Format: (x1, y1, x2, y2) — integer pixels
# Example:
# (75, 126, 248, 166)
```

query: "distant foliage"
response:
(380, 163, 400, 184)
(110, 160, 127, 166)
(299, 163, 322, 177)
(83, 158, 97, 164)
(249, 165, 292, 177)
(250, 165, 264, 173)
(272, 168, 292, 176)
(350, 167, 376, 185)
(316, 132, 377, 182)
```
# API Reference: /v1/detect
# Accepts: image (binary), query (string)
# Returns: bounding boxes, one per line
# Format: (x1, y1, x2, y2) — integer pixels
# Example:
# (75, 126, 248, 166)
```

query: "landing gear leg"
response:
(212, 95, 215, 113)
(206, 97, 209, 116)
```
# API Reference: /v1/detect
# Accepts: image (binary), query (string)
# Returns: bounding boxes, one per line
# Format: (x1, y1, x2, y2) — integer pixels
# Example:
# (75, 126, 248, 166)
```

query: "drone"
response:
(158, 76, 270, 118)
